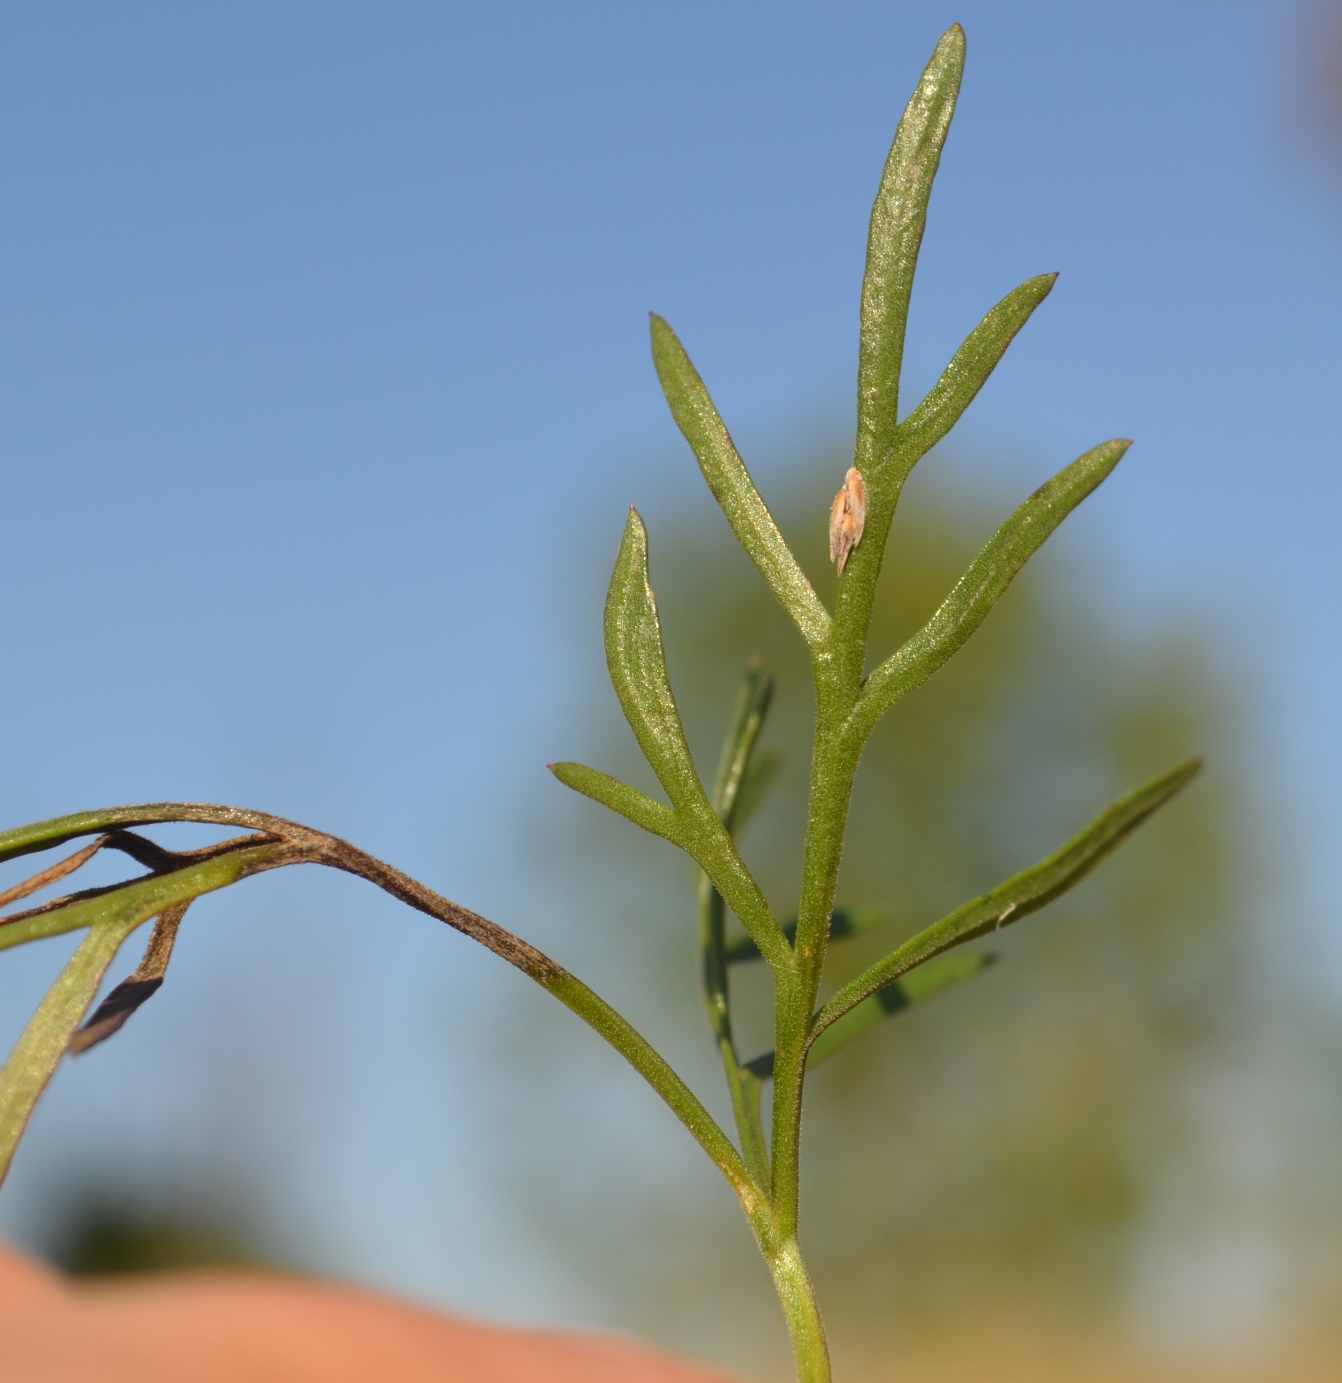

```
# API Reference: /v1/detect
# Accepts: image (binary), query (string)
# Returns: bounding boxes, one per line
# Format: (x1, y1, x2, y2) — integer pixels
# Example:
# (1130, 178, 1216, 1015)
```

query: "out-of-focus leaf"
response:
(712, 663, 774, 832)
(725, 906, 885, 963)
(805, 951, 994, 1070)
(744, 951, 993, 1079)
(732, 749, 779, 839)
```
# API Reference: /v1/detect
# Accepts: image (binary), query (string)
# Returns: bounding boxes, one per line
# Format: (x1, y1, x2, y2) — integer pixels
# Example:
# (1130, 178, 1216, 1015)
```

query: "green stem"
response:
(770, 718, 860, 1237)
(766, 1237, 831, 1383)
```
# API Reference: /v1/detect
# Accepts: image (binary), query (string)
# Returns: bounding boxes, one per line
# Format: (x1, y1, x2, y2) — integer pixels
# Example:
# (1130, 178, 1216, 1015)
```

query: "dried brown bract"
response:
(828, 466, 867, 574)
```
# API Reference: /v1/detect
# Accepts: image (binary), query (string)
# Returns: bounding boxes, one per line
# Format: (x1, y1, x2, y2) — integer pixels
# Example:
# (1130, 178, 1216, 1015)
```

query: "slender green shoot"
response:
(0, 25, 1199, 1383)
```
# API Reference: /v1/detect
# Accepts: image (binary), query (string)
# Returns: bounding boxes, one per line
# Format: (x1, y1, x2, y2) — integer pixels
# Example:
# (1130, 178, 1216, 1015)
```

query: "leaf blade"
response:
(892, 273, 1057, 473)
(0, 803, 294, 867)
(812, 759, 1201, 1039)
(857, 23, 965, 473)
(548, 761, 685, 846)
(550, 757, 792, 971)
(851, 439, 1130, 740)
(604, 507, 710, 816)
(650, 317, 829, 649)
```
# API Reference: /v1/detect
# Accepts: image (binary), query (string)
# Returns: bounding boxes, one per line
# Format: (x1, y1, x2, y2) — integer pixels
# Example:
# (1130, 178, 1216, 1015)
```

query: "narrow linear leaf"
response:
(812, 759, 1201, 1039)
(539, 970, 764, 1212)
(891, 273, 1057, 474)
(857, 24, 966, 473)
(650, 317, 829, 649)
(548, 761, 685, 847)
(605, 507, 712, 816)
(552, 759, 791, 970)
(852, 439, 1130, 740)
(0, 803, 291, 868)
(0, 917, 143, 1186)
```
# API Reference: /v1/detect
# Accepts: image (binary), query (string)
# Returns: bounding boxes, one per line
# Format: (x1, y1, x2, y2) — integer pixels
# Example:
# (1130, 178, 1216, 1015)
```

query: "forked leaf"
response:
(857, 24, 965, 474)
(812, 759, 1201, 1040)
(851, 439, 1130, 741)
(605, 508, 714, 818)
(893, 274, 1057, 471)
(651, 317, 829, 649)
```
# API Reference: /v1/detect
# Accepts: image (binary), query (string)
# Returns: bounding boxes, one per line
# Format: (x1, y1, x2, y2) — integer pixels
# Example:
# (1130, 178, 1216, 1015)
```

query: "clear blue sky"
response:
(0, 0, 1338, 1334)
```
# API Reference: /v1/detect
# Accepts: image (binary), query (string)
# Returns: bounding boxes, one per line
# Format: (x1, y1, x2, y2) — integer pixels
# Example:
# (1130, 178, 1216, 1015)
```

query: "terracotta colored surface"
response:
(0, 1241, 738, 1383)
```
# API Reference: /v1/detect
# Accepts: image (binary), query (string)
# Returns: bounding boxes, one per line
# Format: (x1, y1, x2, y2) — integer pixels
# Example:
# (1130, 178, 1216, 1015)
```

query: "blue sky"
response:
(0, 0, 1338, 1337)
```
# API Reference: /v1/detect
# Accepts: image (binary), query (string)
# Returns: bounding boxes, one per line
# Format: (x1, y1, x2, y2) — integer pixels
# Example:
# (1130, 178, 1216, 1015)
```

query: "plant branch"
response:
(0, 805, 766, 1220)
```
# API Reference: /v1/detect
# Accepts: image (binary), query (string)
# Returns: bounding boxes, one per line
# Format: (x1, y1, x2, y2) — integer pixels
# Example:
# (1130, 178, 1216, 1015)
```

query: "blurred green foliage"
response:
(45, 1196, 260, 1277)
